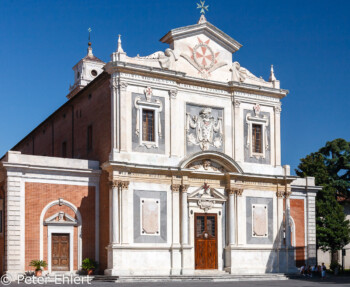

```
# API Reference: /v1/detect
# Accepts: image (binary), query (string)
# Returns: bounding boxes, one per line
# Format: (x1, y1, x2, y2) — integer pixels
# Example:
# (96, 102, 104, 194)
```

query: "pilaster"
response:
(4, 173, 25, 277)
(274, 105, 282, 166)
(169, 89, 179, 157)
(233, 98, 242, 162)
(170, 182, 181, 275)
(119, 81, 129, 152)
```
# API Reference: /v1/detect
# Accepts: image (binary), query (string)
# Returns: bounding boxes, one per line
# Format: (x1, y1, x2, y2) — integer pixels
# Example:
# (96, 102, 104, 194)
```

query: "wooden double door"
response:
(52, 233, 70, 271)
(195, 213, 218, 269)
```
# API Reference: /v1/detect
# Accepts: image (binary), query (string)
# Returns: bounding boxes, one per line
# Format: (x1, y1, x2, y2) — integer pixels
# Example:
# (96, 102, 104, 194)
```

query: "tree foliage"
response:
(296, 138, 350, 253)
(296, 138, 350, 199)
(316, 186, 350, 252)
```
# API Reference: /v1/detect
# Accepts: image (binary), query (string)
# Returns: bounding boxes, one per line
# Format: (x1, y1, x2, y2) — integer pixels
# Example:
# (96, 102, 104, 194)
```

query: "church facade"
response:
(0, 15, 320, 277)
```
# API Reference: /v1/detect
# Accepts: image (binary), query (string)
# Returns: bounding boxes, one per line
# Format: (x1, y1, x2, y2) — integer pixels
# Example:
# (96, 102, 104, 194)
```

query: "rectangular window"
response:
(142, 109, 155, 142)
(87, 125, 93, 152)
(252, 124, 262, 153)
(62, 141, 67, 158)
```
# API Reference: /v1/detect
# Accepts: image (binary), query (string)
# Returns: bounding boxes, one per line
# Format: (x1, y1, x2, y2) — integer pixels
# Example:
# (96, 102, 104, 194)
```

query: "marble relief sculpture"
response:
(186, 107, 223, 151)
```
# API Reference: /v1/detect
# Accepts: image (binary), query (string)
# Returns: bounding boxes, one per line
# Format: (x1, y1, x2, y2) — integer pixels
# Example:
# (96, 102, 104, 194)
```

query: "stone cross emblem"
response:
(181, 37, 226, 78)
(186, 107, 223, 151)
(197, 0, 209, 14)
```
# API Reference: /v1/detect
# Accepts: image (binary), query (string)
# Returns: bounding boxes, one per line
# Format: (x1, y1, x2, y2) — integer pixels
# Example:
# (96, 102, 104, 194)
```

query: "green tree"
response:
(296, 138, 350, 262)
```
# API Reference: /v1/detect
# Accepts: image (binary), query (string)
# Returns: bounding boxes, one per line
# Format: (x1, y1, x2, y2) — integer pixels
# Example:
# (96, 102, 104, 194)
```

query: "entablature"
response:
(105, 61, 288, 100)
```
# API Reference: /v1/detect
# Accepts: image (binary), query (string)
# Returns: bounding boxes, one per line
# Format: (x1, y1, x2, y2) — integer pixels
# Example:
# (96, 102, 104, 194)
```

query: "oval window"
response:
(91, 70, 98, 77)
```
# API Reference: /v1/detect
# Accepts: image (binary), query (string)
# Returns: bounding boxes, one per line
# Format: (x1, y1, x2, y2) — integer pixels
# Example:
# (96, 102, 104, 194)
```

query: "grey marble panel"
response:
(243, 109, 271, 164)
(246, 197, 273, 244)
(133, 190, 167, 243)
(132, 93, 165, 154)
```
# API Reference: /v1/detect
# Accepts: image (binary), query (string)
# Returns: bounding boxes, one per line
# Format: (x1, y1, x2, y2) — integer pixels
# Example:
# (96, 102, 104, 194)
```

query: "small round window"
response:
(91, 70, 98, 77)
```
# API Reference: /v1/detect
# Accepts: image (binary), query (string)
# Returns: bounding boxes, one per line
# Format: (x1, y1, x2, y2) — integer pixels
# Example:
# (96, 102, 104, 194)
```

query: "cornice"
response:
(104, 61, 288, 99)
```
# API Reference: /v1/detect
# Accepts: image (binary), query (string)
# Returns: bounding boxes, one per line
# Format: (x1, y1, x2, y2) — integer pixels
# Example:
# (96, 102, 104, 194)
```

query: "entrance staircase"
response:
(93, 273, 289, 283)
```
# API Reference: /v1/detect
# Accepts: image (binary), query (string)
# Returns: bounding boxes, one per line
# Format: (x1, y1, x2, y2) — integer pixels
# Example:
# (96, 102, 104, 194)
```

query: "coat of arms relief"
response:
(186, 107, 223, 151)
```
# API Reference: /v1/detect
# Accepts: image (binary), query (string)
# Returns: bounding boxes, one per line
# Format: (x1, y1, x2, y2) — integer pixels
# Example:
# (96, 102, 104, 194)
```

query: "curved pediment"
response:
(180, 151, 243, 174)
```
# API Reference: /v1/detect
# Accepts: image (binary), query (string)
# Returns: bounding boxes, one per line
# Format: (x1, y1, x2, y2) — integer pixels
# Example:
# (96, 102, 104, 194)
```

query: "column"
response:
(171, 184, 181, 275)
(276, 189, 284, 247)
(181, 185, 189, 245)
(171, 184, 181, 244)
(111, 180, 119, 244)
(236, 188, 244, 245)
(227, 188, 235, 245)
(120, 181, 129, 244)
(285, 190, 291, 247)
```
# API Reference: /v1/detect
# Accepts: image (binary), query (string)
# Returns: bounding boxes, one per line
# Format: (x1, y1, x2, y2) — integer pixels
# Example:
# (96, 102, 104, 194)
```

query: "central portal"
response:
(195, 213, 218, 269)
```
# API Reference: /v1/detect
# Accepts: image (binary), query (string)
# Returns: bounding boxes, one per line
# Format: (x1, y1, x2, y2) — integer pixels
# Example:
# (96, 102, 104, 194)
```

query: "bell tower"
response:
(67, 29, 105, 99)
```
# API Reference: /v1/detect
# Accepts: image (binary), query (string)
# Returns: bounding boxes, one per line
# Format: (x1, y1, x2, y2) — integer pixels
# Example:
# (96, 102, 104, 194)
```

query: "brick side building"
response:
(0, 15, 320, 277)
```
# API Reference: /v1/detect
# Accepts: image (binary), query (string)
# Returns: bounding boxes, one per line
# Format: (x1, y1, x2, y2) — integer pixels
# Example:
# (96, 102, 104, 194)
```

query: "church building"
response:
(0, 12, 320, 277)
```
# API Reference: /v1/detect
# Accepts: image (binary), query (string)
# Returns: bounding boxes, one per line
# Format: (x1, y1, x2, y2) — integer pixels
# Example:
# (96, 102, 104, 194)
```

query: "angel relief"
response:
(186, 107, 223, 151)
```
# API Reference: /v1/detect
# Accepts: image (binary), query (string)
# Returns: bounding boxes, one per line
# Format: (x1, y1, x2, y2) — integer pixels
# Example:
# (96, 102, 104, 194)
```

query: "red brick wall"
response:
(14, 74, 111, 163)
(291, 199, 305, 267)
(25, 182, 95, 271)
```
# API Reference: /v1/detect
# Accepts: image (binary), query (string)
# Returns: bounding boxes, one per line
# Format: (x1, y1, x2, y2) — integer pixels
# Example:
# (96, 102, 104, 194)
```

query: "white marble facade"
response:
(102, 16, 320, 276)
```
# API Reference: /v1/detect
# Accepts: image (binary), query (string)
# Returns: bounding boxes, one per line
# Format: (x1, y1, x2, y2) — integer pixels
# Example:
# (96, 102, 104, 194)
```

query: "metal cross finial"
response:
(197, 0, 209, 14)
(88, 27, 92, 41)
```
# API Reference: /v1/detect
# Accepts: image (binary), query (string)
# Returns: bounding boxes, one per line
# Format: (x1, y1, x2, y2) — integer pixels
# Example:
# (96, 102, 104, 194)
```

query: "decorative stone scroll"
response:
(186, 107, 223, 151)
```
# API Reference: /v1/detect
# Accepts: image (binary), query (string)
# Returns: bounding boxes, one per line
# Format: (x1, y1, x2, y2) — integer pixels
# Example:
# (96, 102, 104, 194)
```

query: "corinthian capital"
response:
(120, 81, 128, 91)
(171, 184, 181, 192)
(233, 99, 241, 108)
(120, 181, 130, 190)
(274, 105, 282, 114)
(181, 184, 189, 193)
(284, 191, 292, 198)
(276, 190, 284, 198)
(111, 180, 120, 188)
(169, 89, 178, 99)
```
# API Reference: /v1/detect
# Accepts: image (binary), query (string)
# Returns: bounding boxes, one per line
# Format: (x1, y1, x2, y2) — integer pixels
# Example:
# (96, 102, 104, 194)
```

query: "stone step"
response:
(93, 274, 288, 283)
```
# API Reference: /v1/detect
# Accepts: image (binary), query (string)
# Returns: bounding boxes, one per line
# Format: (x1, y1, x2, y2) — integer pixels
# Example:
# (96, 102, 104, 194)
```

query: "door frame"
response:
(48, 226, 74, 273)
(194, 213, 218, 270)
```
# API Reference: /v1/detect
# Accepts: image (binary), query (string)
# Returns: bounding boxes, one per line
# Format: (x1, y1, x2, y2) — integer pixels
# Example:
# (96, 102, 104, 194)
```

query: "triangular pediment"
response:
(188, 183, 227, 212)
(160, 21, 242, 53)
(188, 184, 227, 202)
(44, 211, 78, 226)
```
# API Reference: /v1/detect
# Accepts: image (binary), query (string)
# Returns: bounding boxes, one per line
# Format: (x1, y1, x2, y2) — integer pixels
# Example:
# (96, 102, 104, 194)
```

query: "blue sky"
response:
(0, 0, 349, 173)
